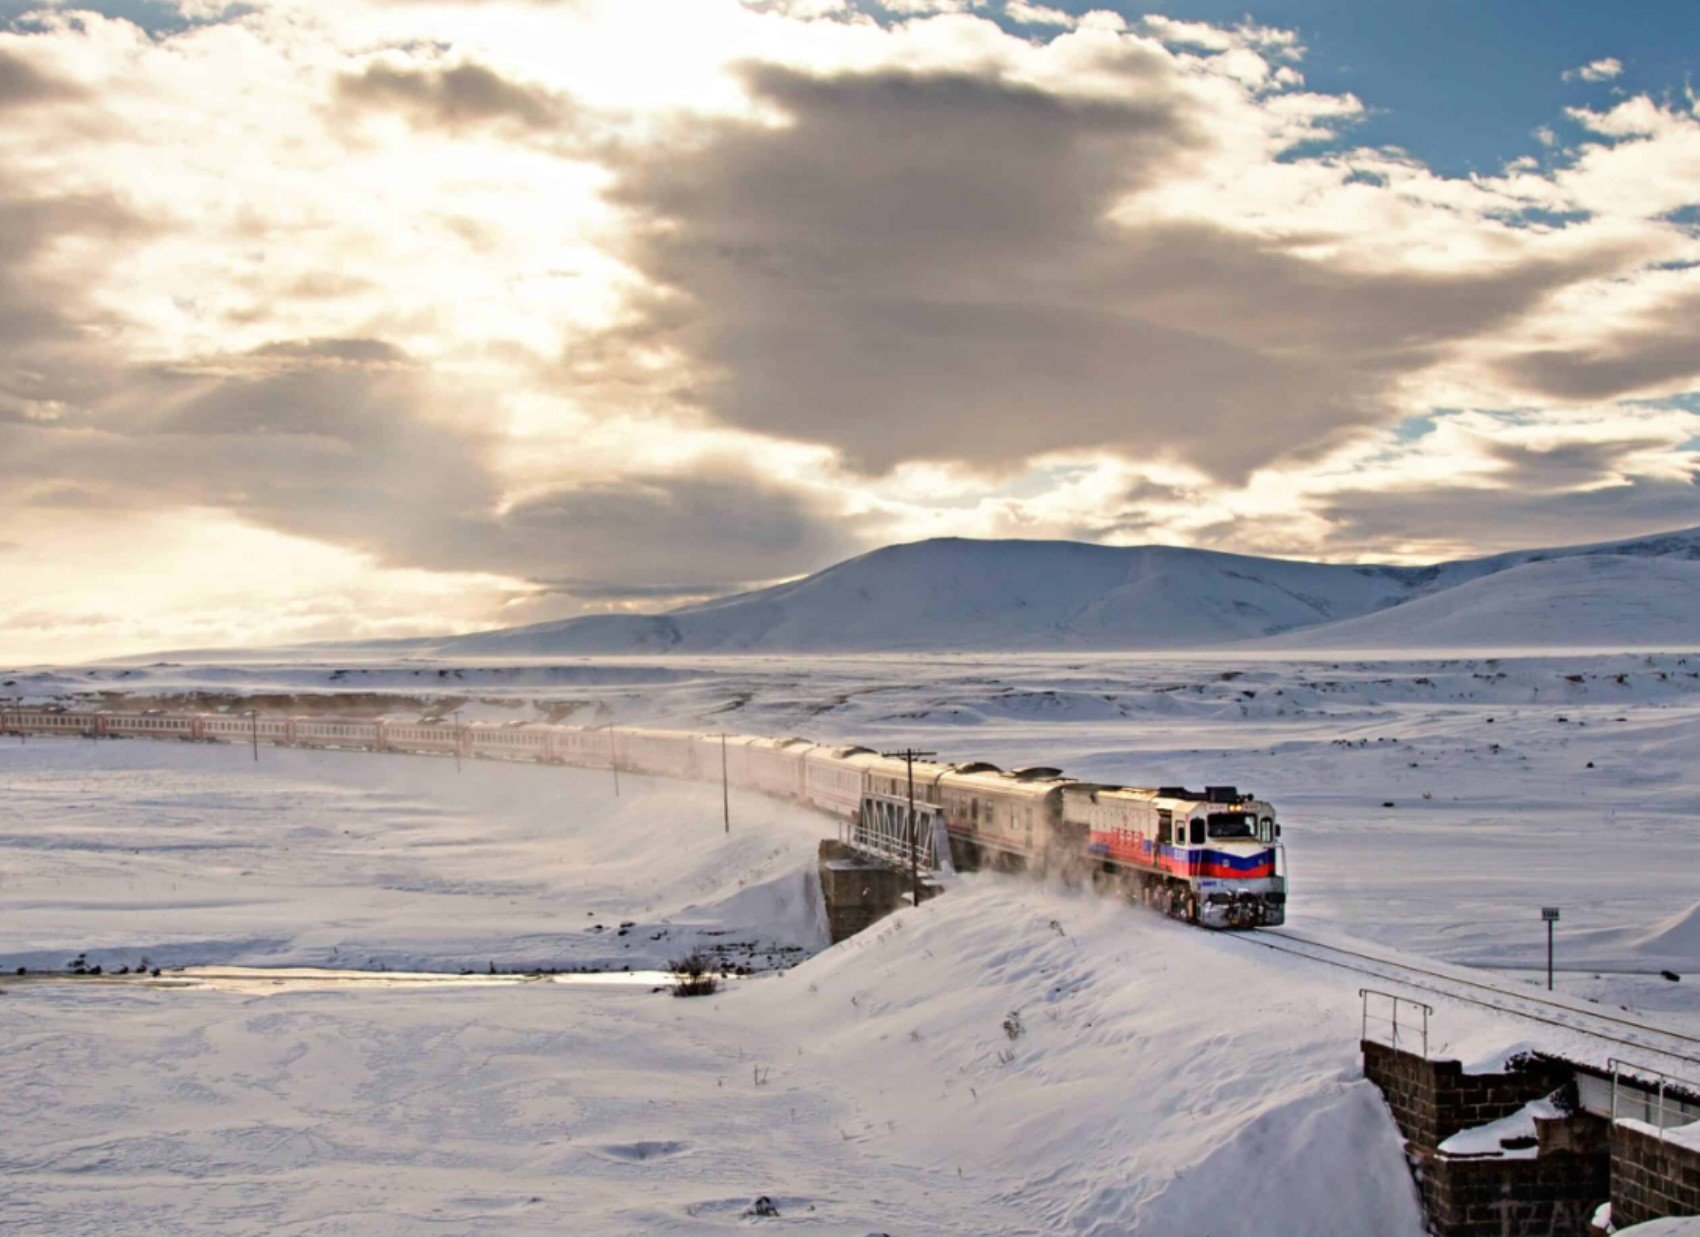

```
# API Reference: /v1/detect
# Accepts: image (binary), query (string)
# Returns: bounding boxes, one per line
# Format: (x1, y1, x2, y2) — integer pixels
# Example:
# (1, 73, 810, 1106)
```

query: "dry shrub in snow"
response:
(670, 952, 719, 997)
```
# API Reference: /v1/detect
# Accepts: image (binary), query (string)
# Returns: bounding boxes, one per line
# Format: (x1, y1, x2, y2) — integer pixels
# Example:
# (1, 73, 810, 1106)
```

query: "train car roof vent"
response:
(1157, 786, 1194, 799)
(954, 761, 1001, 775)
(1013, 766, 1064, 780)
(1205, 785, 1240, 803)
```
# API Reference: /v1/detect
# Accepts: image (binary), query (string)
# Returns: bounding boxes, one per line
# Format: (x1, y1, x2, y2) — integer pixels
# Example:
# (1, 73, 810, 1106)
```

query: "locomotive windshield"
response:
(1205, 811, 1256, 840)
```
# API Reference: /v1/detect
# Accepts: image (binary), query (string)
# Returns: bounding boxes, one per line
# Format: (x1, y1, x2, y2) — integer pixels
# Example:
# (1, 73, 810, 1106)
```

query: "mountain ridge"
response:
(436, 524, 1700, 655)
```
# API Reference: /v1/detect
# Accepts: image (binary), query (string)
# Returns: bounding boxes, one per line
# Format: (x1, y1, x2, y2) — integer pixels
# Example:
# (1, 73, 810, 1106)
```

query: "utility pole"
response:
(721, 732, 730, 834)
(451, 709, 462, 774)
(1542, 907, 1560, 990)
(607, 723, 620, 798)
(247, 709, 259, 762)
(882, 748, 937, 909)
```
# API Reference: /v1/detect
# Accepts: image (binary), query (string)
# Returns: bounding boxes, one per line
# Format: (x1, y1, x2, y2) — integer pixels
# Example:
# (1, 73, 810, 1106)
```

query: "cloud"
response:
(1213, 408, 1700, 562)
(589, 60, 1638, 480)
(1495, 287, 1700, 402)
(1, 327, 859, 602)
(337, 57, 571, 133)
(877, 0, 982, 14)
(1564, 57, 1623, 84)
(1004, 1, 1074, 27)
(1313, 472, 1700, 563)
(0, 191, 146, 345)
(490, 462, 868, 588)
(0, 46, 86, 110)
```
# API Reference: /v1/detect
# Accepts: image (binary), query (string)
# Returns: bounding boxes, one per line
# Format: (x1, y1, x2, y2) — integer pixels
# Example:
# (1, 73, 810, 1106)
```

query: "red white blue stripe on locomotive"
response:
(1087, 836, 1277, 881)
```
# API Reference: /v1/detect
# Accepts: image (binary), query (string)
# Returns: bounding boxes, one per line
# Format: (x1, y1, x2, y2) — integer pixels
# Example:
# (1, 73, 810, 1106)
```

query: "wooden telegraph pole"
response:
(608, 723, 620, 798)
(721, 732, 730, 833)
(882, 748, 937, 909)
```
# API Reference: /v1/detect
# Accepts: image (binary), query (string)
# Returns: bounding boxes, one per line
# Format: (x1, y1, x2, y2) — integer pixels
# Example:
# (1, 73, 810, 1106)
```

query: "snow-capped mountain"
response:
(435, 525, 1700, 654)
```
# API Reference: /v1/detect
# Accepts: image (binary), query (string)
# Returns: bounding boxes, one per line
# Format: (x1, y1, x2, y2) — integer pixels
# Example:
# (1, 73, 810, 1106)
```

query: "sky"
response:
(1, 0, 1698, 661)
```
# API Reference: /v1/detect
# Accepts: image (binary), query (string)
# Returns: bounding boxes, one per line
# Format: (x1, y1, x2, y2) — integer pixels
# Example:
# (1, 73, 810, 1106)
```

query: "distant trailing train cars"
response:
(0, 706, 1286, 928)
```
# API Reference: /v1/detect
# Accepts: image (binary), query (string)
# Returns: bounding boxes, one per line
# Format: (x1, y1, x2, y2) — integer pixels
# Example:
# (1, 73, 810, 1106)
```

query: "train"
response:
(0, 706, 1286, 929)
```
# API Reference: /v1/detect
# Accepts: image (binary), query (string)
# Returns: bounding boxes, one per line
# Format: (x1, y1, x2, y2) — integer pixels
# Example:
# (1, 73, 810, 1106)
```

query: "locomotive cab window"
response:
(1188, 818, 1205, 846)
(1206, 812, 1256, 841)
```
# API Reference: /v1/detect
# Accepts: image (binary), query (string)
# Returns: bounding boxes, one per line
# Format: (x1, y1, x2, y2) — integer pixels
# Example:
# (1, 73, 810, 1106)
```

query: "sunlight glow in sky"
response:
(1, 0, 1698, 660)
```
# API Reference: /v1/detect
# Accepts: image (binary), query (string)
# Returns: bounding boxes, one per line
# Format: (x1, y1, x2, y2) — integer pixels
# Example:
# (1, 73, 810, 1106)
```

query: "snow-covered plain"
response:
(4, 649, 1700, 1233)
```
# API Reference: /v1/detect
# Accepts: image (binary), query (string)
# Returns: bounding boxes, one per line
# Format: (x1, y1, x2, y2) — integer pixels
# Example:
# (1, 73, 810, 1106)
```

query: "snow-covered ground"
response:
(13, 649, 1698, 993)
(4, 650, 1700, 1232)
(0, 743, 825, 976)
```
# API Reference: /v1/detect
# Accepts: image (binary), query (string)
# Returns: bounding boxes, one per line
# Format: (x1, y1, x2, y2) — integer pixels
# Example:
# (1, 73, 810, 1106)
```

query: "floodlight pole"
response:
(247, 708, 259, 762)
(452, 709, 462, 774)
(1542, 906, 1561, 991)
(721, 732, 730, 834)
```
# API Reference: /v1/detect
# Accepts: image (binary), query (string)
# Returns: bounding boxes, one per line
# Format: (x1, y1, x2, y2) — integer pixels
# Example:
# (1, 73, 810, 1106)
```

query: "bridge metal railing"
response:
(1608, 1058, 1700, 1139)
(1360, 988, 1432, 1058)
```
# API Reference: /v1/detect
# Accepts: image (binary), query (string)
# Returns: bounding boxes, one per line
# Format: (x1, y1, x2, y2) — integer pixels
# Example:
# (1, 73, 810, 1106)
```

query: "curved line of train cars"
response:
(0, 707, 1286, 929)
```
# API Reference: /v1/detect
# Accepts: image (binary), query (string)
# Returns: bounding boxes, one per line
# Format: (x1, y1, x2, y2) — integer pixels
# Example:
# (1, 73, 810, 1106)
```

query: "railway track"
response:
(9, 721, 1697, 1070)
(1225, 926, 1700, 1069)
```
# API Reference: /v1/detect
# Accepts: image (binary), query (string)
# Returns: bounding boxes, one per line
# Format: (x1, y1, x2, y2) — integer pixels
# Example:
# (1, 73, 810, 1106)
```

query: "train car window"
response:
(1189, 819, 1205, 846)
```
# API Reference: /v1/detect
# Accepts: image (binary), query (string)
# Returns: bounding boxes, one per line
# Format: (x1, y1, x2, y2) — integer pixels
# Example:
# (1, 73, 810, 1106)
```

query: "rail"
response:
(1230, 931, 1700, 1071)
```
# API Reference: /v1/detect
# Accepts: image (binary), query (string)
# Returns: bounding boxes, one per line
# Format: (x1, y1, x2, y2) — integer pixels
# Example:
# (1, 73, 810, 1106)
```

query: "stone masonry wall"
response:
(1361, 1040, 1570, 1152)
(1362, 1041, 1613, 1237)
(1612, 1120, 1700, 1228)
(1423, 1113, 1610, 1237)
(817, 840, 904, 943)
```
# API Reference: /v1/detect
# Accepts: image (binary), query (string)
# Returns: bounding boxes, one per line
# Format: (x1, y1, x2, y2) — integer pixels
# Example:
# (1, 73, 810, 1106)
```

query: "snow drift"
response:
(737, 878, 1428, 1236)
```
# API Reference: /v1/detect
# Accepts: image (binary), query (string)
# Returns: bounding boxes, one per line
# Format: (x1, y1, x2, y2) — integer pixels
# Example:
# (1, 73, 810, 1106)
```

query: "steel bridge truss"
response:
(848, 792, 947, 873)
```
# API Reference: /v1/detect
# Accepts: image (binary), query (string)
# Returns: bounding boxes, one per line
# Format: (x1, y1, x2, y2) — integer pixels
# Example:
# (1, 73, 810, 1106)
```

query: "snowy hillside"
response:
(435, 525, 1700, 655)
(1254, 555, 1700, 651)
